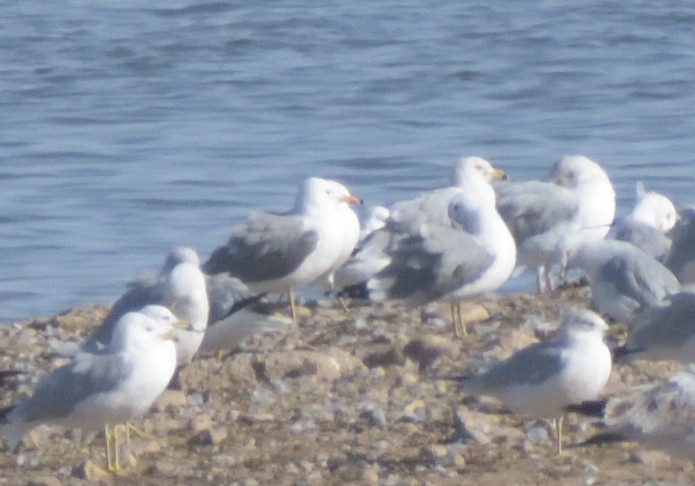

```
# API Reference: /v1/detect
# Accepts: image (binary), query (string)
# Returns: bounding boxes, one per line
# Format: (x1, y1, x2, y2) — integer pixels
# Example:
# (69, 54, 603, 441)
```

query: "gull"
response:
(333, 157, 506, 297)
(366, 176, 516, 335)
(611, 182, 676, 262)
(579, 367, 695, 461)
(2, 305, 177, 472)
(74, 247, 209, 366)
(387, 156, 506, 233)
(667, 206, 695, 285)
(198, 274, 291, 354)
(458, 308, 612, 454)
(202, 177, 361, 321)
(613, 290, 695, 363)
(559, 235, 680, 322)
(494, 155, 616, 292)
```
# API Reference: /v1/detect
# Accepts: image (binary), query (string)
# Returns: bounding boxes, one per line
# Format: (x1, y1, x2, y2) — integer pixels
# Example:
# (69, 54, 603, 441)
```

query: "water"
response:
(1, 0, 694, 322)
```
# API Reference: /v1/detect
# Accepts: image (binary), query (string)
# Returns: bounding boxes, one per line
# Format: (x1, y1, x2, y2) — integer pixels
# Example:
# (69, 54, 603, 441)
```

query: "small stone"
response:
(72, 459, 109, 480)
(628, 450, 671, 467)
(362, 466, 379, 483)
(526, 424, 549, 443)
(27, 476, 62, 486)
(154, 389, 187, 411)
(189, 414, 213, 434)
(199, 426, 228, 446)
(401, 399, 427, 423)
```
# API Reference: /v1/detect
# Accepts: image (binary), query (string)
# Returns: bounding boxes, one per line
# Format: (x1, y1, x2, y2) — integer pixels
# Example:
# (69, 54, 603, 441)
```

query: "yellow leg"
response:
(105, 424, 122, 473)
(289, 288, 297, 324)
(452, 303, 467, 337)
(554, 415, 564, 455)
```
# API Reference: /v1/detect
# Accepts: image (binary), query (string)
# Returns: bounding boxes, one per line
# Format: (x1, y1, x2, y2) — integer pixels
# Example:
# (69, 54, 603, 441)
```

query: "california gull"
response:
(366, 177, 516, 335)
(494, 155, 616, 292)
(458, 308, 612, 454)
(2, 305, 177, 471)
(202, 177, 361, 321)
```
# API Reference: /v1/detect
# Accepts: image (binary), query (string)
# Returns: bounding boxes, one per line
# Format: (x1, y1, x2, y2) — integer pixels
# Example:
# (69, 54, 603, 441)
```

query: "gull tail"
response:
(565, 399, 608, 418)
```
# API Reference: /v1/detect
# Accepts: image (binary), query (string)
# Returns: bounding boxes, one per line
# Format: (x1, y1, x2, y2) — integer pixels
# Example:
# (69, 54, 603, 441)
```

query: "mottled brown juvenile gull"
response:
(611, 182, 676, 262)
(559, 235, 680, 323)
(2, 306, 177, 472)
(579, 367, 695, 461)
(367, 177, 516, 335)
(458, 309, 612, 454)
(613, 290, 695, 363)
(203, 177, 361, 321)
(494, 155, 616, 292)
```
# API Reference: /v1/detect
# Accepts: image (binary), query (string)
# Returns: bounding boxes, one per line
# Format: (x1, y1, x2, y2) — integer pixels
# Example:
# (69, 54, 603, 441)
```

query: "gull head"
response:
(160, 247, 201, 276)
(551, 155, 611, 189)
(630, 182, 677, 233)
(110, 305, 178, 352)
(296, 177, 362, 211)
(450, 156, 506, 186)
(559, 308, 609, 337)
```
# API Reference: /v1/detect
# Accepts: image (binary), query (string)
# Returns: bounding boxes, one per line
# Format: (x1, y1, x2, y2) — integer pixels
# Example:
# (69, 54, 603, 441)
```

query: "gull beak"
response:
(491, 168, 508, 181)
(162, 329, 177, 341)
(174, 318, 191, 330)
(342, 194, 364, 205)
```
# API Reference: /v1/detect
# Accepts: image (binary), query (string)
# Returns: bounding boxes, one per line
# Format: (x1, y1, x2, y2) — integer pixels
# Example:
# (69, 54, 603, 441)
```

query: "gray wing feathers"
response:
(464, 342, 566, 393)
(614, 222, 671, 262)
(598, 253, 679, 307)
(369, 226, 494, 306)
(203, 211, 319, 282)
(11, 354, 134, 424)
(494, 181, 579, 242)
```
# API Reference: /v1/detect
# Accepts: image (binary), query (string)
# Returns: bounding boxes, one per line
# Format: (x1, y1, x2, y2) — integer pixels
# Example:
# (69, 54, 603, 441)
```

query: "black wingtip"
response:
(565, 399, 608, 418)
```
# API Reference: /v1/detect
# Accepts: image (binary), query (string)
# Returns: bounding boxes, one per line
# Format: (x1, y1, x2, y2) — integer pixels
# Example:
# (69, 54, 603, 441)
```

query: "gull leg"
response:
(105, 424, 122, 473)
(553, 415, 565, 455)
(452, 303, 467, 337)
(289, 288, 297, 324)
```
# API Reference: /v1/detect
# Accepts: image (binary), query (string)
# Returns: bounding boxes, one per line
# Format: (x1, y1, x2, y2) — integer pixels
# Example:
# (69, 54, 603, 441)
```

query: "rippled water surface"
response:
(1, 1, 695, 321)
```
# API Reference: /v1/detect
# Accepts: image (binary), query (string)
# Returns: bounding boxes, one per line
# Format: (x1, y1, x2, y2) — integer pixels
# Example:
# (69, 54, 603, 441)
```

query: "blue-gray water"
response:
(1, 1, 694, 322)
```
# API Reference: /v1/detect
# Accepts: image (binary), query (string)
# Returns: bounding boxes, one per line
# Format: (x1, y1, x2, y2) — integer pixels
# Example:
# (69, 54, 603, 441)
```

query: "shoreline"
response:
(0, 287, 691, 485)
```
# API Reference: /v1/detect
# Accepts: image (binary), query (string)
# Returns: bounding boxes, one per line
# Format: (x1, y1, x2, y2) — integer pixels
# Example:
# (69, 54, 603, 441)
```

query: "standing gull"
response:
(559, 235, 680, 322)
(333, 157, 506, 295)
(2, 306, 178, 472)
(75, 247, 209, 366)
(579, 367, 695, 461)
(611, 182, 676, 262)
(202, 177, 361, 321)
(613, 290, 695, 363)
(367, 177, 516, 336)
(457, 308, 612, 454)
(494, 155, 616, 292)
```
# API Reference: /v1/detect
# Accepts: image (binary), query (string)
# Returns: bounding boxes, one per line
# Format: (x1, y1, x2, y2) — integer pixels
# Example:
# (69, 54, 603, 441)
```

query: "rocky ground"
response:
(0, 285, 692, 485)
